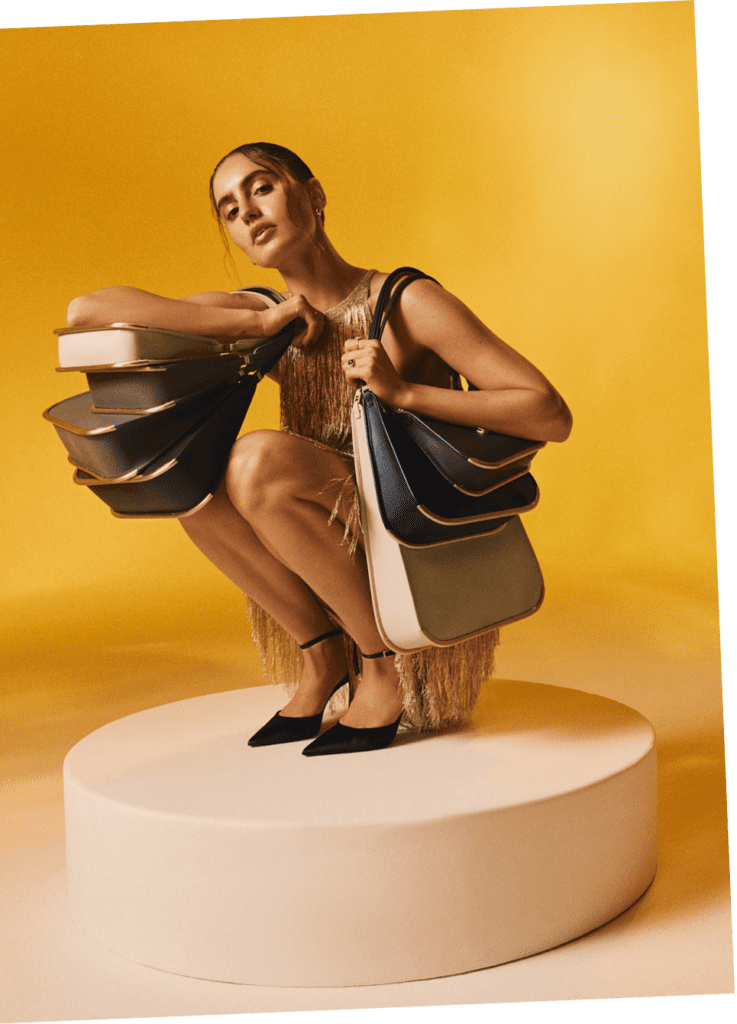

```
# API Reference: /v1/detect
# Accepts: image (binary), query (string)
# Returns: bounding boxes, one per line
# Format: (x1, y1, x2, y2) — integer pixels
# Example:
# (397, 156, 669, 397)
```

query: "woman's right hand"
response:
(257, 293, 324, 348)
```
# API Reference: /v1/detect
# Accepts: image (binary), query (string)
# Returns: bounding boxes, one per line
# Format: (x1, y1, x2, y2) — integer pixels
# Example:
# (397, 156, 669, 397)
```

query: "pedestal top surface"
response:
(63, 681, 655, 827)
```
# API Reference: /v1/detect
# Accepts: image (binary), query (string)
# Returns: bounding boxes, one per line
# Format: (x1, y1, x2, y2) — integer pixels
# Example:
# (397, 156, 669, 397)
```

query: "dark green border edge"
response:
(2, 2, 732, 1024)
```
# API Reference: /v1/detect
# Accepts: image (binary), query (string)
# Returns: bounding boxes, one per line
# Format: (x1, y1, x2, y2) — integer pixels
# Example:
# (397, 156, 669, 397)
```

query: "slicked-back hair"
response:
(209, 142, 322, 223)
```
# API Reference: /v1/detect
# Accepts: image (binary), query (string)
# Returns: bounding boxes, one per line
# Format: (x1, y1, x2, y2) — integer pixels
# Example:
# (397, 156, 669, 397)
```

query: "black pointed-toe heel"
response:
(248, 627, 349, 747)
(302, 713, 403, 756)
(302, 648, 403, 756)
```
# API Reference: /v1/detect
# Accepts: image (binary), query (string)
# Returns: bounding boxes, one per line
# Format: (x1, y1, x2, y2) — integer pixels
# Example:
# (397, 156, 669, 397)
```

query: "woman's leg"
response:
(181, 481, 333, 640)
(224, 430, 404, 727)
(180, 480, 350, 718)
(179, 430, 402, 725)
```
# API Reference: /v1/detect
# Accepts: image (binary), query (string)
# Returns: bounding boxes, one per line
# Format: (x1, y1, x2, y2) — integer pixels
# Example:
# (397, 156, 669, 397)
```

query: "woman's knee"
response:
(225, 430, 294, 514)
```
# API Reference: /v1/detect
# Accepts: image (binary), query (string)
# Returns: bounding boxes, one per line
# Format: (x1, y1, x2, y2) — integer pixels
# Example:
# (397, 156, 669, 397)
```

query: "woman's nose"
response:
(240, 195, 261, 223)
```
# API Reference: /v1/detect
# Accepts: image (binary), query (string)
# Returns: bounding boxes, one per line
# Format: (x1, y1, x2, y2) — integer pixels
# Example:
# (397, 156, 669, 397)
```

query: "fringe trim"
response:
(395, 630, 499, 732)
(326, 471, 362, 560)
(278, 274, 373, 454)
(245, 596, 302, 690)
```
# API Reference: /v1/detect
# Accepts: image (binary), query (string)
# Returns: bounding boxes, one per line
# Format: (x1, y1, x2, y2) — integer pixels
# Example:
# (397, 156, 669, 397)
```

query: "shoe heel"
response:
(248, 627, 348, 748)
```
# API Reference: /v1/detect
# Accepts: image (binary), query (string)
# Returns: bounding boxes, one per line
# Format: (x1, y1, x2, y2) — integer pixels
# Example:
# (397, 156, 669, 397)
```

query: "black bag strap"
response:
(368, 267, 439, 342)
(234, 286, 293, 378)
(367, 267, 479, 391)
(236, 285, 286, 305)
(242, 326, 294, 378)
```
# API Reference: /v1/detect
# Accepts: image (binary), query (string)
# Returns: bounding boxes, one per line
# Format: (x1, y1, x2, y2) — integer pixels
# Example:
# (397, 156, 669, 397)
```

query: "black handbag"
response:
(84, 353, 246, 413)
(46, 288, 294, 517)
(361, 388, 539, 546)
(395, 408, 543, 496)
(72, 378, 259, 518)
(46, 376, 248, 482)
(362, 268, 542, 544)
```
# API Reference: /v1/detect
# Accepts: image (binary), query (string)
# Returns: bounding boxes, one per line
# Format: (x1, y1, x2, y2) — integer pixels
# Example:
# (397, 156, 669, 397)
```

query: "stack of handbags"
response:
(352, 268, 546, 653)
(44, 287, 293, 518)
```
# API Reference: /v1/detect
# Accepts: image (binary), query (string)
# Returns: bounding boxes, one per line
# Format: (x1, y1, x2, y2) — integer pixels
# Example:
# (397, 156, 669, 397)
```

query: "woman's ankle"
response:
(301, 632, 346, 678)
(278, 634, 348, 715)
(340, 657, 403, 727)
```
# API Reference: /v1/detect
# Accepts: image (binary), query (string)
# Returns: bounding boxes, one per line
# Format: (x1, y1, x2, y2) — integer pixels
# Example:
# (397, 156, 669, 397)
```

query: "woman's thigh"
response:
(225, 429, 355, 519)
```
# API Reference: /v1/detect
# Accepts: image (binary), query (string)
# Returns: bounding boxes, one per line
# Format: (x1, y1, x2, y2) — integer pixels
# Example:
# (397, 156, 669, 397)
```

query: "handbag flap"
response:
(362, 389, 537, 546)
(366, 269, 545, 494)
(396, 410, 545, 469)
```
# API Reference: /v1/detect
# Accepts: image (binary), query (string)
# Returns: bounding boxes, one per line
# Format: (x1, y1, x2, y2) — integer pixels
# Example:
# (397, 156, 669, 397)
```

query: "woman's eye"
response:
(225, 207, 239, 221)
(253, 182, 272, 196)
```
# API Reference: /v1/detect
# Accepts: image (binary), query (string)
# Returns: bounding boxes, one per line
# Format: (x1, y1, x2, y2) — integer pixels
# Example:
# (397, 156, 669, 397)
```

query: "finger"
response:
(342, 352, 371, 387)
(342, 364, 363, 391)
(342, 344, 366, 371)
(341, 352, 365, 373)
(292, 326, 307, 348)
(292, 309, 324, 348)
(303, 309, 324, 346)
(312, 308, 326, 338)
(284, 294, 317, 336)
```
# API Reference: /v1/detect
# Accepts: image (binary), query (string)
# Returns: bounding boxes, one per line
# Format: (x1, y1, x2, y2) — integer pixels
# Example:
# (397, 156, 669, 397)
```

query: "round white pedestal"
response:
(63, 681, 656, 987)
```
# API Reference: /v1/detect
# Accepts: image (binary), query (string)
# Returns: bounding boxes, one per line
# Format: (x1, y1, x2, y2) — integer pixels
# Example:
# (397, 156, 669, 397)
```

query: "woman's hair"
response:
(209, 142, 323, 227)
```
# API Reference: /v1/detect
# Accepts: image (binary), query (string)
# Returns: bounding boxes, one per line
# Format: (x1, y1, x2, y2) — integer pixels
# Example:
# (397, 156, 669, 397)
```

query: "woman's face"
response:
(211, 152, 315, 268)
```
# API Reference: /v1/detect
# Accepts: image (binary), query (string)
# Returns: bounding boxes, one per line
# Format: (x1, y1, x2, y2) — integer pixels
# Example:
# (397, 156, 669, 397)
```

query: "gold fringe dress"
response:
(246, 270, 499, 732)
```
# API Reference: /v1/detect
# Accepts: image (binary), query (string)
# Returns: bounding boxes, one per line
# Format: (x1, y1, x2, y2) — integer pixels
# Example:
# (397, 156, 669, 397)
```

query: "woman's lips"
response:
(252, 225, 275, 244)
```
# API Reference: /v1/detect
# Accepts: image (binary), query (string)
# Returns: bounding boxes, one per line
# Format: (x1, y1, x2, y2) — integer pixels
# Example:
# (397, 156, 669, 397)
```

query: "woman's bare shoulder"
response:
(367, 269, 457, 321)
(367, 269, 447, 315)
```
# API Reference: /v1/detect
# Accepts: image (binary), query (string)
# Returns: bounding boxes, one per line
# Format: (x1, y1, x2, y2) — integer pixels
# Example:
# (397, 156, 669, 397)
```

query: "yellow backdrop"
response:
(1, 1, 715, 638)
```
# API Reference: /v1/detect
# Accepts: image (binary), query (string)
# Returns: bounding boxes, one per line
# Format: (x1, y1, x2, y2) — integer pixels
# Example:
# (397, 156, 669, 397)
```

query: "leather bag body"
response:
(46, 286, 293, 517)
(351, 268, 545, 652)
(72, 377, 257, 518)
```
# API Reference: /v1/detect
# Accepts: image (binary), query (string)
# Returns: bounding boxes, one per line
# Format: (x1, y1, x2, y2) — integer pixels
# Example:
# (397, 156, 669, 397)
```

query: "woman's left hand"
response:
(341, 337, 409, 406)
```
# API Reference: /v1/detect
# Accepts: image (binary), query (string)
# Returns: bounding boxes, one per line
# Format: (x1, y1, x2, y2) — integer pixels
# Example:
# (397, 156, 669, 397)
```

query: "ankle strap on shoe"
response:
(361, 648, 396, 659)
(299, 627, 343, 650)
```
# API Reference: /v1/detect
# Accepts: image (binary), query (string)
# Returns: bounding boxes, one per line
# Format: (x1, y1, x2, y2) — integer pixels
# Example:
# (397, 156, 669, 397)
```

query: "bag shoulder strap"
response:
(235, 285, 285, 306)
(247, 331, 293, 378)
(233, 286, 291, 377)
(369, 267, 439, 341)
(367, 267, 479, 390)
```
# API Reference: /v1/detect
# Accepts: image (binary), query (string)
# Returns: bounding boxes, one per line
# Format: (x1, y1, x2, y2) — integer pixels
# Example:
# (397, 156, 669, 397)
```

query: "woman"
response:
(67, 142, 572, 755)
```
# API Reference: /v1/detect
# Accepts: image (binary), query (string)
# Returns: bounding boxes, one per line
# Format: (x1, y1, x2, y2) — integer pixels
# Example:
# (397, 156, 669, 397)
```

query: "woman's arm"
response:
(342, 278, 572, 443)
(66, 287, 324, 347)
(67, 287, 269, 339)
